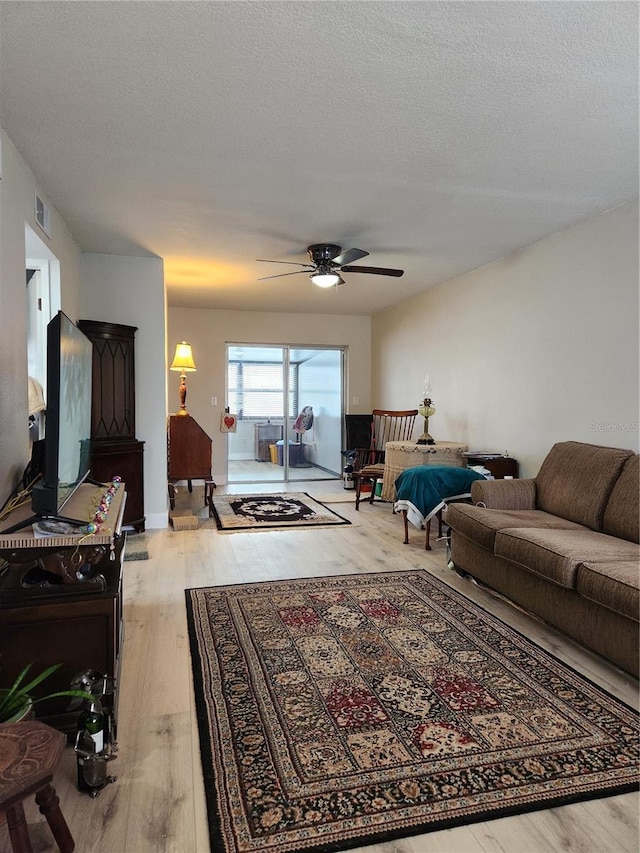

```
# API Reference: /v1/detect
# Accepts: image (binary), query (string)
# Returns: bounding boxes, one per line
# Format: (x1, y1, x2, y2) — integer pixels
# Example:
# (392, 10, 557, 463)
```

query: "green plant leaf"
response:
(19, 664, 62, 696)
(30, 689, 90, 705)
(0, 663, 89, 723)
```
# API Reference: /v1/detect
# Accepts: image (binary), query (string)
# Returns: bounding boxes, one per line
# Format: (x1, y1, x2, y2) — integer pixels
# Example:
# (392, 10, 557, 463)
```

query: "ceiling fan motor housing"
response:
(307, 244, 342, 265)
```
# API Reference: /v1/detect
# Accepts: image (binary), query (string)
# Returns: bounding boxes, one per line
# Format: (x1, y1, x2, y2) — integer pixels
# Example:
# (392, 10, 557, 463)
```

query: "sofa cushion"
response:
(602, 454, 639, 544)
(446, 504, 584, 553)
(576, 560, 640, 622)
(494, 527, 640, 589)
(535, 441, 633, 531)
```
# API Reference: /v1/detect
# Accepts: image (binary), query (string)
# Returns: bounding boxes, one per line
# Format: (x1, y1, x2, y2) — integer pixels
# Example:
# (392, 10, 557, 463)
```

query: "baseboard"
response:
(145, 511, 170, 530)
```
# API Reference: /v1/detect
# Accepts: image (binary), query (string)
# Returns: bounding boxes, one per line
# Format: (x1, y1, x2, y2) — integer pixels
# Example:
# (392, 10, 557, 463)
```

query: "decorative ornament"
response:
(220, 412, 237, 433)
(79, 477, 122, 538)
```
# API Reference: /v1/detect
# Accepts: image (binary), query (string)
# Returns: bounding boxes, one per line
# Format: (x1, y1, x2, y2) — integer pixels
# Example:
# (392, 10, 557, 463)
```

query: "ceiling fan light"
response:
(311, 272, 340, 288)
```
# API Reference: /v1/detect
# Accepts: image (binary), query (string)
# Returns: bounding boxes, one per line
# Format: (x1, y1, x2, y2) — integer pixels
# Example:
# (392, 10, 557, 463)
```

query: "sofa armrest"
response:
(470, 478, 537, 510)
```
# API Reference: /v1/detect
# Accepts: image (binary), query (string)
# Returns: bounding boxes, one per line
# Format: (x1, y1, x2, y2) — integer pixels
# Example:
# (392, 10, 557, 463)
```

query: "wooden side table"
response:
(381, 441, 468, 501)
(462, 454, 519, 479)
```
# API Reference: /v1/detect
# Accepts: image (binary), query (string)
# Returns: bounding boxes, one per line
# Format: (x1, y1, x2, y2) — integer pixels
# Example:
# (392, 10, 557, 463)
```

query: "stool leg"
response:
(354, 477, 361, 510)
(36, 784, 75, 853)
(6, 802, 34, 853)
(402, 510, 409, 544)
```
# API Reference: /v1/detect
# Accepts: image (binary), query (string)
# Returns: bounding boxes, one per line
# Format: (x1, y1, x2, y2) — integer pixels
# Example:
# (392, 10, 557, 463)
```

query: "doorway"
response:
(226, 344, 344, 484)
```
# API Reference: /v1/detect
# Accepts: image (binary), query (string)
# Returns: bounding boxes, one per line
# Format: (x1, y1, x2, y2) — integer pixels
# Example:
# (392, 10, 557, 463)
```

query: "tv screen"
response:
(31, 311, 93, 520)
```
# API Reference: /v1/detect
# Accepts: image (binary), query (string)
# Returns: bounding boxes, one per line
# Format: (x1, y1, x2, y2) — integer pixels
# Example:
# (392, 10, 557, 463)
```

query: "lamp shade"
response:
(311, 272, 340, 288)
(170, 341, 197, 372)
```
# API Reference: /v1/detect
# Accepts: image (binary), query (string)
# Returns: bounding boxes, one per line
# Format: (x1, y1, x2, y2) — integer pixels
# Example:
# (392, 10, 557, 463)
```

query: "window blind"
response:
(228, 362, 297, 419)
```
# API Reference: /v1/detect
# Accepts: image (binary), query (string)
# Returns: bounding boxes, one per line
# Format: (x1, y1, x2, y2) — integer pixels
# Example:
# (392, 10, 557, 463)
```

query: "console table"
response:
(381, 441, 468, 501)
(0, 482, 126, 736)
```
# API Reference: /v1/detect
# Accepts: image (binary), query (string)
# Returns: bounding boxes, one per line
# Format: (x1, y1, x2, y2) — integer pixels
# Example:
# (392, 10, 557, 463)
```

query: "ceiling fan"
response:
(257, 244, 404, 288)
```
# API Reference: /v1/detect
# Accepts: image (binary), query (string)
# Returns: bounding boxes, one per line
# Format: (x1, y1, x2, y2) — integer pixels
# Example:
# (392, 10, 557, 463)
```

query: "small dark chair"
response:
(0, 721, 74, 853)
(353, 409, 418, 509)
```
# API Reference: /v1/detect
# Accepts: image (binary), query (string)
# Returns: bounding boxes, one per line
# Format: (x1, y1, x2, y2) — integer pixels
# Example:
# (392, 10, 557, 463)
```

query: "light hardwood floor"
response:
(4, 479, 639, 853)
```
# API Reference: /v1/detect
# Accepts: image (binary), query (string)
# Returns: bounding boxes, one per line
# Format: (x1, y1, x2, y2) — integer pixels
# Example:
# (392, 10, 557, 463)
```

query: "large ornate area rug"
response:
(209, 493, 350, 531)
(185, 571, 639, 853)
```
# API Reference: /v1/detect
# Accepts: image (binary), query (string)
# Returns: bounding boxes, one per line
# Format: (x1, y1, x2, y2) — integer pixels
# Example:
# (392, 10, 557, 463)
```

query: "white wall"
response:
(0, 128, 83, 500)
(167, 308, 371, 484)
(372, 201, 639, 477)
(80, 254, 168, 528)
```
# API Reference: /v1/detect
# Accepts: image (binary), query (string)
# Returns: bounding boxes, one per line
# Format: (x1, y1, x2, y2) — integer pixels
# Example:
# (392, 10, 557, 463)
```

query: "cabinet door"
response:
(79, 321, 138, 441)
(91, 440, 145, 530)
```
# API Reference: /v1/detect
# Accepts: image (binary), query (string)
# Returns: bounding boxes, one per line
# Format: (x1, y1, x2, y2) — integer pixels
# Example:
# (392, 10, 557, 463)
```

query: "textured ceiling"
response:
(1, 1, 637, 316)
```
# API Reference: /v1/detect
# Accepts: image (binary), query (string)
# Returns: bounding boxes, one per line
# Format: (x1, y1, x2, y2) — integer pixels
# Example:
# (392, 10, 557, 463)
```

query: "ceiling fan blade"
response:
(340, 265, 404, 277)
(258, 270, 310, 281)
(332, 248, 369, 266)
(256, 259, 311, 267)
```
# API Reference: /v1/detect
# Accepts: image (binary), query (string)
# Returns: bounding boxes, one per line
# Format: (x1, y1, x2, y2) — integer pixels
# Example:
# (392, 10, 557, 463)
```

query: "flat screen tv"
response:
(31, 311, 94, 521)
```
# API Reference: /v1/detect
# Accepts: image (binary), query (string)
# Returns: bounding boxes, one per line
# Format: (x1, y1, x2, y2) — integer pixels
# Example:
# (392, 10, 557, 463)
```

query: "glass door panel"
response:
(226, 344, 344, 485)
(227, 345, 286, 482)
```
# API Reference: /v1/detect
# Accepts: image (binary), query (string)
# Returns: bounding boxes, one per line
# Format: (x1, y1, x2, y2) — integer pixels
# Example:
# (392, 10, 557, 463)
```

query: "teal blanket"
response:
(394, 465, 486, 529)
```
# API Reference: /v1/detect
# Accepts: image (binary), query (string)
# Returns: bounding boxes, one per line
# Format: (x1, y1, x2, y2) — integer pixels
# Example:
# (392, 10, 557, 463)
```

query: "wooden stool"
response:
(0, 721, 74, 852)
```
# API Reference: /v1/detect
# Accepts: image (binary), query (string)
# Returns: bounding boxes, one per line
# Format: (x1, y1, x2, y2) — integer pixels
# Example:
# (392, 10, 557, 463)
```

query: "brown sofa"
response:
(447, 441, 639, 677)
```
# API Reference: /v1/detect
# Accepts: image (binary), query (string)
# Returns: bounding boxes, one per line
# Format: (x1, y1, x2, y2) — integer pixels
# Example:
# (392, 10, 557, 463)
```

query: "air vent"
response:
(34, 192, 51, 237)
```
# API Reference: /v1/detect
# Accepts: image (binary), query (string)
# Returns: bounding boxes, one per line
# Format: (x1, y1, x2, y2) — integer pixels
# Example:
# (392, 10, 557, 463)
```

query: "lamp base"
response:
(416, 435, 435, 445)
(177, 374, 189, 415)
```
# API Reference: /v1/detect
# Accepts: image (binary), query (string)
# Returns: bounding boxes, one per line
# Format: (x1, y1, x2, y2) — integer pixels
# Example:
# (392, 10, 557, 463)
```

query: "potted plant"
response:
(0, 663, 88, 723)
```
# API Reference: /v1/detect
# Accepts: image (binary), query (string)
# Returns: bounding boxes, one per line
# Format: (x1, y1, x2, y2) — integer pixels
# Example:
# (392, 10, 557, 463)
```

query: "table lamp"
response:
(417, 375, 436, 445)
(170, 341, 197, 415)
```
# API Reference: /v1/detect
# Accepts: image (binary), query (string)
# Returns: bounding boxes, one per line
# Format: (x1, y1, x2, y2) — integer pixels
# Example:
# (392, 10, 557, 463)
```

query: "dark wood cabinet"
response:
(463, 454, 519, 479)
(167, 414, 212, 481)
(0, 483, 126, 738)
(0, 541, 124, 738)
(79, 320, 145, 530)
(89, 440, 145, 530)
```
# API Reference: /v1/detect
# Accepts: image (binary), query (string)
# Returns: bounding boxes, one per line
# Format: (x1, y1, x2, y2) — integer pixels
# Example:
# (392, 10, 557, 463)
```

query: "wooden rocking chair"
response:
(353, 409, 418, 509)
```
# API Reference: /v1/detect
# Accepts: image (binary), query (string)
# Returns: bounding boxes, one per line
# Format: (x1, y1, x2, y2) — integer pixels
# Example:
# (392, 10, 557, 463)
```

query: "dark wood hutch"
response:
(78, 320, 145, 531)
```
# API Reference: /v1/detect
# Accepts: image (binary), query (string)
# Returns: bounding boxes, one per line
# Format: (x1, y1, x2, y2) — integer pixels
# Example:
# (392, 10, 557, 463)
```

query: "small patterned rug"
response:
(208, 492, 350, 531)
(185, 570, 639, 853)
(123, 532, 149, 560)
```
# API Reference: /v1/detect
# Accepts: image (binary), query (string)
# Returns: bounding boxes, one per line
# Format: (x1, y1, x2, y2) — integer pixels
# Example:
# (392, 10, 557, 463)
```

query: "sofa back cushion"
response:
(536, 441, 633, 530)
(602, 454, 640, 543)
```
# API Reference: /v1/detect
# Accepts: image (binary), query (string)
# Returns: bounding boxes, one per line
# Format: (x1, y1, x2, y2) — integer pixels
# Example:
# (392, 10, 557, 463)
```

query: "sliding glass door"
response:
(226, 344, 344, 484)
